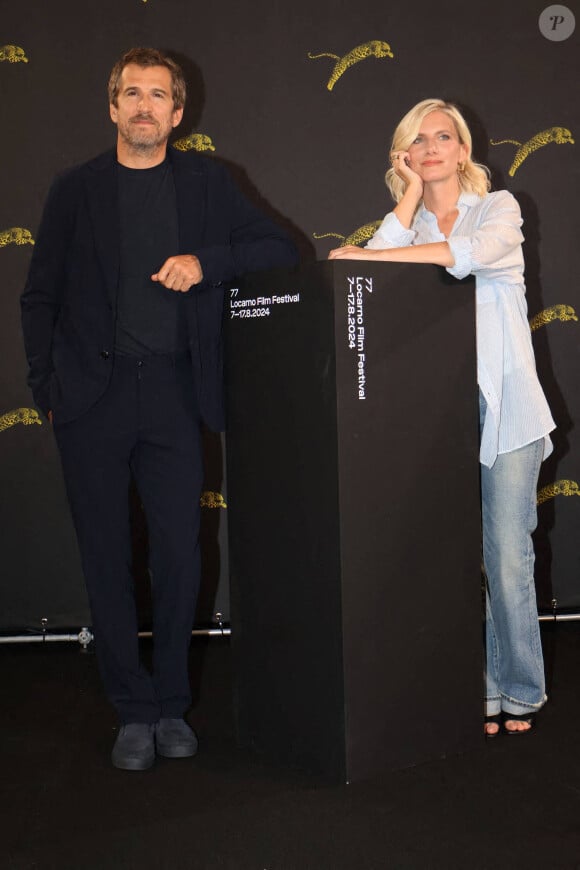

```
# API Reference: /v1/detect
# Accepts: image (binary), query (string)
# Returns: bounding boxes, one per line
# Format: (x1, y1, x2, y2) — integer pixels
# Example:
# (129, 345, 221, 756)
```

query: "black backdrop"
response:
(1, 0, 578, 630)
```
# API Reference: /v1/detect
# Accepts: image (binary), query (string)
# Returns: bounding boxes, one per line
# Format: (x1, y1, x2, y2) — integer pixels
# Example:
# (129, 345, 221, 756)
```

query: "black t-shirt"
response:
(115, 157, 188, 356)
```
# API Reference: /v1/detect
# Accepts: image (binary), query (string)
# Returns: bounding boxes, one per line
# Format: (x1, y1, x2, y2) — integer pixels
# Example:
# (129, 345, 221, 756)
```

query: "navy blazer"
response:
(21, 147, 298, 430)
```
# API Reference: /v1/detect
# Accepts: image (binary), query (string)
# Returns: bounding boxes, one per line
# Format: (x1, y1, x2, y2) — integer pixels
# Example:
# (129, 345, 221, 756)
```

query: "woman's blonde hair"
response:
(385, 98, 490, 202)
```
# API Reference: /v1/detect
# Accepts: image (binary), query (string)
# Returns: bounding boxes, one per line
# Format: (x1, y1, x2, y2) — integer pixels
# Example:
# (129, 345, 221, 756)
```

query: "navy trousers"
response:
(54, 353, 203, 723)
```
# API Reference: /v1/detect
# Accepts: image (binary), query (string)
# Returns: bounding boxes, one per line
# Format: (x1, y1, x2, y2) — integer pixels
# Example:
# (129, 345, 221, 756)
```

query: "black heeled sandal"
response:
(484, 713, 501, 738)
(503, 711, 535, 735)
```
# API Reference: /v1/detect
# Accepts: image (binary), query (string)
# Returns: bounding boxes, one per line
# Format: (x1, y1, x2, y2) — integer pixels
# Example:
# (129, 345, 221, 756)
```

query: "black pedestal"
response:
(226, 261, 482, 783)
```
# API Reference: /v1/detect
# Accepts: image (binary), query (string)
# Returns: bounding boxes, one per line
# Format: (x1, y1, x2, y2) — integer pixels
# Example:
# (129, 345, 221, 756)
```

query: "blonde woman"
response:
(329, 99, 555, 737)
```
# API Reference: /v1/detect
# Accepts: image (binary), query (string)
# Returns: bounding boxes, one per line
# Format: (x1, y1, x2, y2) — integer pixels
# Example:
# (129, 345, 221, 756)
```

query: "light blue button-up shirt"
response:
(367, 190, 555, 468)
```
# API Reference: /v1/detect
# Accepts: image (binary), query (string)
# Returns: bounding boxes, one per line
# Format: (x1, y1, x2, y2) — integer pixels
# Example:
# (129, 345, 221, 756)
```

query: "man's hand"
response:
(151, 254, 203, 292)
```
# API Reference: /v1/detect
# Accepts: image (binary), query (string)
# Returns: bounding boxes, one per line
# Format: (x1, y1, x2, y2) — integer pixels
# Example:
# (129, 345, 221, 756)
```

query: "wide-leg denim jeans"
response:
(480, 393, 547, 716)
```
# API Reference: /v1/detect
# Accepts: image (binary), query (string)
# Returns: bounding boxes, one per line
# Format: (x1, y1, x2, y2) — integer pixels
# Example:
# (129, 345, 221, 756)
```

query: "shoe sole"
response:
(112, 752, 155, 771)
(484, 728, 500, 739)
(156, 743, 198, 758)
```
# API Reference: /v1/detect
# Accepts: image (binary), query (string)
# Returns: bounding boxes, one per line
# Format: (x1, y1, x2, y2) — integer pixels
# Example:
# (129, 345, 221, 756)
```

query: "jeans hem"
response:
(501, 693, 547, 716)
(485, 693, 546, 717)
(485, 695, 501, 716)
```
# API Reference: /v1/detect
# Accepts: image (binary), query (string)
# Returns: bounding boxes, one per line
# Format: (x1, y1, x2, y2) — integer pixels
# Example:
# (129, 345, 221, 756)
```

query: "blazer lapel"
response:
(169, 149, 207, 253)
(84, 150, 120, 307)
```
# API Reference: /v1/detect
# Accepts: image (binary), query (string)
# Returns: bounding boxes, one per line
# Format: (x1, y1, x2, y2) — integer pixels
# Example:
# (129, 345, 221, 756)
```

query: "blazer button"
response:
(100, 350, 110, 360)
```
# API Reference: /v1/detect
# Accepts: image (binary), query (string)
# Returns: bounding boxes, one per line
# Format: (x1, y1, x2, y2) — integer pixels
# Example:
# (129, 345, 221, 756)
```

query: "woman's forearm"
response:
(329, 241, 454, 267)
(392, 181, 423, 229)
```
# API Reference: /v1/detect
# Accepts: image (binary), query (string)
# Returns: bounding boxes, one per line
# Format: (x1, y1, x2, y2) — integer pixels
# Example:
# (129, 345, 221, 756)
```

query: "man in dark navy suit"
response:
(21, 47, 297, 770)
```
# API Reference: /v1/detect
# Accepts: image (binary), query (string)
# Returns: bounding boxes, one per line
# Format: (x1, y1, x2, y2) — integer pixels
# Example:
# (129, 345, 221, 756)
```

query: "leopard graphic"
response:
(308, 41, 393, 91)
(200, 491, 227, 509)
(537, 480, 580, 506)
(490, 127, 574, 176)
(314, 220, 382, 247)
(0, 228, 35, 248)
(0, 45, 28, 63)
(172, 132, 216, 153)
(529, 304, 578, 332)
(0, 408, 42, 433)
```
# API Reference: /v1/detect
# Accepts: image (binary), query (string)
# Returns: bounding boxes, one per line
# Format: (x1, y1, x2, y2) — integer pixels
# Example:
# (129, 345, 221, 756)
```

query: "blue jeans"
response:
(480, 393, 547, 716)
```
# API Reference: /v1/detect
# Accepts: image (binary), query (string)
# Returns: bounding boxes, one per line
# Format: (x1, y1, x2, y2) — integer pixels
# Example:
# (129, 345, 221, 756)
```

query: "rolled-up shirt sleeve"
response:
(446, 190, 524, 280)
(365, 212, 416, 249)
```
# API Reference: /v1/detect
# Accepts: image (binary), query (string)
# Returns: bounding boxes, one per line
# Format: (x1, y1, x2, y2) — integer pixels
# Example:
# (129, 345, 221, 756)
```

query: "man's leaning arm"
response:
(192, 162, 298, 286)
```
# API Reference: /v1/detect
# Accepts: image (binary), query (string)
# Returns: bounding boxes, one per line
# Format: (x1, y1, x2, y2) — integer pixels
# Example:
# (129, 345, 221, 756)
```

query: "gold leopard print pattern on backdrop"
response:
(0, 408, 42, 433)
(0, 228, 35, 248)
(314, 220, 382, 247)
(173, 133, 216, 153)
(490, 127, 574, 176)
(0, 45, 28, 63)
(308, 41, 394, 91)
(538, 480, 580, 506)
(200, 492, 228, 509)
(530, 304, 578, 332)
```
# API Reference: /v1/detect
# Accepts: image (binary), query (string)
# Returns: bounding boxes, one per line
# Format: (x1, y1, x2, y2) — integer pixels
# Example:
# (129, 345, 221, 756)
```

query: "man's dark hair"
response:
(108, 47, 186, 110)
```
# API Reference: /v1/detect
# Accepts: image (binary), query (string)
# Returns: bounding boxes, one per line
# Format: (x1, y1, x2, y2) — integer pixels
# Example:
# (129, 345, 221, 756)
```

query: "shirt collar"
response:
(416, 191, 481, 224)
(457, 192, 481, 208)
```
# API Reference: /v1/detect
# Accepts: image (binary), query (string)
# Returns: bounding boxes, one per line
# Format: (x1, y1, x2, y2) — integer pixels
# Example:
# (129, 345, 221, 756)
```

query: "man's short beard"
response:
(119, 118, 171, 153)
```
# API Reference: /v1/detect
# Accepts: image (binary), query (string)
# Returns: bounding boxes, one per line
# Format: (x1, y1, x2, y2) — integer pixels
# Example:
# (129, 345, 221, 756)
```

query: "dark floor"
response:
(2, 623, 580, 870)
